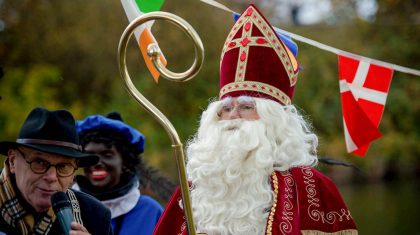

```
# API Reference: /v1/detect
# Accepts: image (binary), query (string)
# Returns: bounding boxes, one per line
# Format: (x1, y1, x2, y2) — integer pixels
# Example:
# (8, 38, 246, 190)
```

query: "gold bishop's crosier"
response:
(118, 11, 204, 235)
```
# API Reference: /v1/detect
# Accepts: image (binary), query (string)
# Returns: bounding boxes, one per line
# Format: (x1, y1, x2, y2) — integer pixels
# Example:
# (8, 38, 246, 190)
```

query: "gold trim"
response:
(220, 5, 298, 86)
(220, 81, 291, 105)
(301, 229, 358, 235)
(265, 172, 278, 235)
(234, 20, 252, 82)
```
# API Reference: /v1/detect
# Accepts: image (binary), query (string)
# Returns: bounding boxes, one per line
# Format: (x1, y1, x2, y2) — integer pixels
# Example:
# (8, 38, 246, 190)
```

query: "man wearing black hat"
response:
(0, 107, 113, 235)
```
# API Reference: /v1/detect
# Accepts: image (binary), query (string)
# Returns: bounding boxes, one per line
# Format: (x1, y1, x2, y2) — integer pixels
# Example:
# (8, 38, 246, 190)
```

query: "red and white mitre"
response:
(219, 4, 299, 106)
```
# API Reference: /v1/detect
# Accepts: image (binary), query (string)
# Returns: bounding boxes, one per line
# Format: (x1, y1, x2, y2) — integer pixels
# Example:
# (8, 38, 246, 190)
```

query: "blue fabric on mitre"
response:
(233, 13, 298, 57)
(76, 115, 145, 154)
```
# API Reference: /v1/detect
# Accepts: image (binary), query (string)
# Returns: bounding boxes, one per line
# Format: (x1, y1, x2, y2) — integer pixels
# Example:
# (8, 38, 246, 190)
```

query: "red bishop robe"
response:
(153, 167, 358, 235)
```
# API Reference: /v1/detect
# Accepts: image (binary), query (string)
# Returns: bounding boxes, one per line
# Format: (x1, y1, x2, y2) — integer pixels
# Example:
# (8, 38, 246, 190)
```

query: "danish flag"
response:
(338, 55, 393, 156)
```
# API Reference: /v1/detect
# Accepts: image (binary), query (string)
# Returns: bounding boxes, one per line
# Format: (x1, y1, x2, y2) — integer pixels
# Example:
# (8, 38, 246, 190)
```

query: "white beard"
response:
(186, 119, 276, 235)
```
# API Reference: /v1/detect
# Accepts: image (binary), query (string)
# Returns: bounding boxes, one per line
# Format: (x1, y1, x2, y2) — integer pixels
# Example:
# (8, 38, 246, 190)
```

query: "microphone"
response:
(51, 192, 73, 235)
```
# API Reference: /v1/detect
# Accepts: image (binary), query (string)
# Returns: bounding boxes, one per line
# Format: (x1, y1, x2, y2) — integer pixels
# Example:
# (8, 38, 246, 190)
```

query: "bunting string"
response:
(273, 28, 420, 77)
(200, 0, 420, 77)
(201, 0, 419, 156)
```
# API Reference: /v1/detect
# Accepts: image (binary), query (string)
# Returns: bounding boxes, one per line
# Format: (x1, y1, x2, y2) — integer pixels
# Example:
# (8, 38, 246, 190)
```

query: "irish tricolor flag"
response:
(121, 0, 167, 82)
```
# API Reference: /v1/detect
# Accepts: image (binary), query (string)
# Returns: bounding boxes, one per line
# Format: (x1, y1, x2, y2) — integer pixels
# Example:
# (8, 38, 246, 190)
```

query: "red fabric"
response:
(270, 167, 357, 234)
(153, 167, 357, 235)
(153, 187, 188, 235)
(219, 4, 299, 105)
(338, 55, 393, 156)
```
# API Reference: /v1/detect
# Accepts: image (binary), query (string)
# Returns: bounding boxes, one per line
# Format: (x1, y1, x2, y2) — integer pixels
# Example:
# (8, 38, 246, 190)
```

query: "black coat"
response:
(0, 190, 113, 235)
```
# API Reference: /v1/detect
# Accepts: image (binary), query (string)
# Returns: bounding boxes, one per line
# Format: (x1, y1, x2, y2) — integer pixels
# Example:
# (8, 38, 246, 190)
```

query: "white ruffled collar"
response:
(73, 180, 140, 219)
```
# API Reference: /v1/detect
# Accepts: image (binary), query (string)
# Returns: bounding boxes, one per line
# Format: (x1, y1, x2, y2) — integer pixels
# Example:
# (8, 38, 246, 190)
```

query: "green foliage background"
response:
(0, 0, 419, 233)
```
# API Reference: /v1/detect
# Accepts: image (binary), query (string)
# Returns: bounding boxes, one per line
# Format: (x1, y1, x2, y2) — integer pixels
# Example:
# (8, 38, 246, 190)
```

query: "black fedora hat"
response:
(0, 107, 98, 167)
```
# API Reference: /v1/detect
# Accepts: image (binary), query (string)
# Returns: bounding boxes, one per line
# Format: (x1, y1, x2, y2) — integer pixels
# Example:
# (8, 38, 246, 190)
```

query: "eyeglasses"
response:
(16, 148, 77, 177)
(217, 102, 256, 118)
